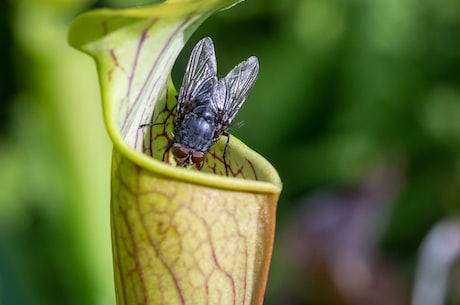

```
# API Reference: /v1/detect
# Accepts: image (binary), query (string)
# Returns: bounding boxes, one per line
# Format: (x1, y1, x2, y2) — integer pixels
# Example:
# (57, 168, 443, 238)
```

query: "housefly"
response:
(146, 37, 259, 176)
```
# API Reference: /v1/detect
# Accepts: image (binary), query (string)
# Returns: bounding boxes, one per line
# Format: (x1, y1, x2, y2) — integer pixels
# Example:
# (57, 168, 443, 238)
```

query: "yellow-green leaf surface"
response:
(69, 0, 282, 304)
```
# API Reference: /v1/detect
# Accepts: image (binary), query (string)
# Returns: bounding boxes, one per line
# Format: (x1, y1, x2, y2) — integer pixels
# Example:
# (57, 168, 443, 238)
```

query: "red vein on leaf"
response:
(112, 160, 137, 305)
(209, 226, 237, 305)
(119, 204, 150, 304)
(246, 159, 258, 180)
(120, 19, 158, 135)
(141, 199, 186, 304)
(206, 148, 226, 175)
(108, 49, 128, 81)
(148, 86, 176, 160)
(121, 17, 192, 135)
(126, 19, 158, 99)
(229, 162, 245, 178)
(136, 84, 170, 155)
(181, 197, 237, 305)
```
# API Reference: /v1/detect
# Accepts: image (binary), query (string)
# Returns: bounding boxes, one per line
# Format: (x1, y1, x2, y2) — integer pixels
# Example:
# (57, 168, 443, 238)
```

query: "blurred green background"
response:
(1, 0, 460, 304)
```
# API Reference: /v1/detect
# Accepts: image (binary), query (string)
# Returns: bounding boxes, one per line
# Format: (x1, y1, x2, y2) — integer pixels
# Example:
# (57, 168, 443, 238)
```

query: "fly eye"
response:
(191, 151, 205, 164)
(171, 146, 189, 159)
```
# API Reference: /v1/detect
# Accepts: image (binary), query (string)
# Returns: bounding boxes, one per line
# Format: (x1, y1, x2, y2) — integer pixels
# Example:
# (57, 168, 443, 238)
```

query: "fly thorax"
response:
(176, 107, 216, 152)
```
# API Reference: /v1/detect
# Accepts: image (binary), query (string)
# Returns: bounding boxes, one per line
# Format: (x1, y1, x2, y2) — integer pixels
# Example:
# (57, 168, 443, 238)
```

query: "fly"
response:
(144, 36, 259, 176)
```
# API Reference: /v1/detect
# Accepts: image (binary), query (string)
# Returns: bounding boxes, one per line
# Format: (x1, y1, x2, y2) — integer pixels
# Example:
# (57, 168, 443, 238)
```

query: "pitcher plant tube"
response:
(68, 1, 282, 305)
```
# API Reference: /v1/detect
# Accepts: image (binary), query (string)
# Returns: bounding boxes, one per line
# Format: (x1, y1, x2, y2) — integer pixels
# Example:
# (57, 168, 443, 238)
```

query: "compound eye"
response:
(191, 151, 205, 164)
(171, 146, 189, 159)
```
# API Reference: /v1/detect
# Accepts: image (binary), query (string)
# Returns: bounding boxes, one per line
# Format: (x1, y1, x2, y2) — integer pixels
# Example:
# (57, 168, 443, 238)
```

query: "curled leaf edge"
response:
(110, 121, 282, 194)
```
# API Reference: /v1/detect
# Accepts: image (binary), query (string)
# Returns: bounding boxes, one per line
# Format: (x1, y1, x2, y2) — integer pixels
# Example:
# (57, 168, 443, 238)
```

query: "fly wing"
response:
(177, 37, 218, 120)
(212, 56, 259, 130)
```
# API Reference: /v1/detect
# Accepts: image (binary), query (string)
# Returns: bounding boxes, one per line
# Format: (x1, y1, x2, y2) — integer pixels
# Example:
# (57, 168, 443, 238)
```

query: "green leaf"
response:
(69, 1, 281, 304)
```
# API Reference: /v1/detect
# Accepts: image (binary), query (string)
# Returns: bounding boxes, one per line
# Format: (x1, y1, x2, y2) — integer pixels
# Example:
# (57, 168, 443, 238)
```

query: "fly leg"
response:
(139, 93, 178, 128)
(139, 100, 176, 162)
(139, 105, 174, 128)
(222, 132, 231, 176)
